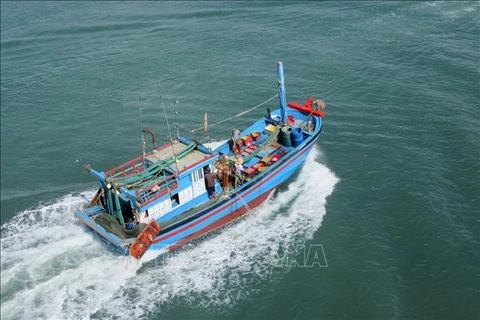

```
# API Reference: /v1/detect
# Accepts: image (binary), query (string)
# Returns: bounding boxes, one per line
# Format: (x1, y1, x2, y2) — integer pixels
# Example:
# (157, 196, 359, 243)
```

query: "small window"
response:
(171, 193, 180, 205)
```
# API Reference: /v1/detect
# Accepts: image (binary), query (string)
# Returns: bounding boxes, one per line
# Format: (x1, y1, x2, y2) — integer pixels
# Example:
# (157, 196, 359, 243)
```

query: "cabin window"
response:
(192, 168, 206, 196)
(171, 193, 180, 207)
(178, 187, 193, 204)
(148, 198, 172, 220)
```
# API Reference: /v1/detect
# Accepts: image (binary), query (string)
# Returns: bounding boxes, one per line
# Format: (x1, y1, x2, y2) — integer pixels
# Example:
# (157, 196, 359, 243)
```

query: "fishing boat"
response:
(75, 62, 325, 259)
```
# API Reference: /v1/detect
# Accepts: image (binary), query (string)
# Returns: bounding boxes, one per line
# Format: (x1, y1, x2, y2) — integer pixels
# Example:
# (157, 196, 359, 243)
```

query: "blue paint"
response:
(89, 169, 106, 186)
(291, 127, 304, 147)
(74, 62, 324, 257)
(277, 62, 288, 125)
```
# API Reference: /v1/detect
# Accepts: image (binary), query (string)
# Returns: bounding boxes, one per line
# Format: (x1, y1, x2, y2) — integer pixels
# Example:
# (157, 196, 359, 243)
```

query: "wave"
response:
(0, 146, 338, 319)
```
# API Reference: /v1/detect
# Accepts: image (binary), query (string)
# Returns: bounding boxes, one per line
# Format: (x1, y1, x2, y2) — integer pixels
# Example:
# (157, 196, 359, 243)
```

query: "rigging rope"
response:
(179, 94, 279, 134)
(156, 79, 181, 175)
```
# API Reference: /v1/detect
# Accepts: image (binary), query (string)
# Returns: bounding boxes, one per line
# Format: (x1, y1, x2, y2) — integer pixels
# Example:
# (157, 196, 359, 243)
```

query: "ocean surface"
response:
(1, 2, 479, 319)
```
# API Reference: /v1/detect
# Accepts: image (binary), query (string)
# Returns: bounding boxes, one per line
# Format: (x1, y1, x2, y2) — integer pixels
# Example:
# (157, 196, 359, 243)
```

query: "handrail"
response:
(138, 181, 179, 207)
(111, 143, 197, 187)
(105, 143, 174, 178)
(136, 173, 177, 196)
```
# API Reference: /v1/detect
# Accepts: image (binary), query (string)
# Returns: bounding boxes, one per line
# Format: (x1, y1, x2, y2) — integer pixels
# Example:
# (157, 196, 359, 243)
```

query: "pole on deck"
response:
(277, 61, 288, 125)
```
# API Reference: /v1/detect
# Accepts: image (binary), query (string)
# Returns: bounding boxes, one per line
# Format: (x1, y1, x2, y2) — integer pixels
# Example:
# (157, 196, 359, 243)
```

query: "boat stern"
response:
(74, 207, 133, 255)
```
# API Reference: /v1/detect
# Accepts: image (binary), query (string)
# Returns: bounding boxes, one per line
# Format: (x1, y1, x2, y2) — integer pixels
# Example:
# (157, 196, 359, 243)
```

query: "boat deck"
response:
(75, 105, 322, 256)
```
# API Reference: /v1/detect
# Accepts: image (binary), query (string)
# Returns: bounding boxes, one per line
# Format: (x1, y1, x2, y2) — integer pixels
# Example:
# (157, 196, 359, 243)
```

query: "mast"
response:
(277, 61, 288, 125)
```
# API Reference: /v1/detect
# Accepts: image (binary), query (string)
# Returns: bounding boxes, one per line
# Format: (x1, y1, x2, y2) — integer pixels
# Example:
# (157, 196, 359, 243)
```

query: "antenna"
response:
(174, 100, 179, 140)
(162, 101, 180, 175)
(155, 80, 180, 175)
(139, 95, 146, 164)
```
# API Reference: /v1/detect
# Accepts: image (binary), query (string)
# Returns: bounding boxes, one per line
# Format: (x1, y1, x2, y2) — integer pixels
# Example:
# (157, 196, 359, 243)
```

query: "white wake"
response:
(0, 146, 338, 319)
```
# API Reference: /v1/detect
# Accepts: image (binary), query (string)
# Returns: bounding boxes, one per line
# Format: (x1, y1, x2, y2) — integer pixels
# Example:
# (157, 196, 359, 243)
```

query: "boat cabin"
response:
(86, 137, 218, 230)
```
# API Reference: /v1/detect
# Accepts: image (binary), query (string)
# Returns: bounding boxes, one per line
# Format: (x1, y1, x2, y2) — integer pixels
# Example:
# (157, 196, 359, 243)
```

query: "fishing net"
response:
(94, 213, 145, 239)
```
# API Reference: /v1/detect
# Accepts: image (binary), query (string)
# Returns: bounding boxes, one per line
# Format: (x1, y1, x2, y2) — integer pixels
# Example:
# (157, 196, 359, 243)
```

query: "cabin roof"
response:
(146, 142, 211, 173)
(145, 142, 190, 163)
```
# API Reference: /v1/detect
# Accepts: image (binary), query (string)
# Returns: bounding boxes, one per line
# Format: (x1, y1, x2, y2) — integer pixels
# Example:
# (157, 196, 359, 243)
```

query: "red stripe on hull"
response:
(153, 142, 314, 245)
(167, 188, 276, 251)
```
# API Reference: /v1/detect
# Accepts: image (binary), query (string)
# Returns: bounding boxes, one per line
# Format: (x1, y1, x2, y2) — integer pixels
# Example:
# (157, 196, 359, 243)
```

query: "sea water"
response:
(1, 2, 478, 319)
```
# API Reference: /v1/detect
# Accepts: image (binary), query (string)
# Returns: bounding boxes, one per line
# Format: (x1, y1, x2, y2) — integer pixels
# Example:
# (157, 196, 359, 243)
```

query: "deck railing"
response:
(137, 175, 178, 206)
(104, 143, 174, 179)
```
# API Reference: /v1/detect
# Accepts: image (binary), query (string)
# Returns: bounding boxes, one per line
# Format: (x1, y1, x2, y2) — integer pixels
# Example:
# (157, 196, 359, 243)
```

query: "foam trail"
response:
(1, 146, 338, 319)
(0, 192, 144, 319)
(100, 146, 339, 318)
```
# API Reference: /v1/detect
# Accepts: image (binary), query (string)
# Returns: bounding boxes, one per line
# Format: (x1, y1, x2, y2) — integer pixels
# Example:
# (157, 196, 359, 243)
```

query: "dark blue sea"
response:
(1, 2, 479, 319)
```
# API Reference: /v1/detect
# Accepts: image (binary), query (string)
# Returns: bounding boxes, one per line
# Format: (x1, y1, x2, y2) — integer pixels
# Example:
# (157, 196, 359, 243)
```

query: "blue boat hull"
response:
(149, 132, 319, 252)
(74, 62, 326, 259)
